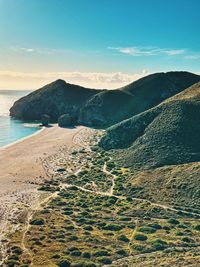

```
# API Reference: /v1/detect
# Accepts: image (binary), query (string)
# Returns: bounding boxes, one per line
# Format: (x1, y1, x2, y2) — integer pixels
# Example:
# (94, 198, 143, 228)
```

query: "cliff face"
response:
(10, 72, 200, 126)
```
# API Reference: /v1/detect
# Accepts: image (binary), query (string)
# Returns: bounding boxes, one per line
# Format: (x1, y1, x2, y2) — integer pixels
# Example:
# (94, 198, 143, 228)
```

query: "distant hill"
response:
(10, 79, 101, 122)
(80, 71, 200, 126)
(100, 82, 200, 169)
(10, 71, 200, 126)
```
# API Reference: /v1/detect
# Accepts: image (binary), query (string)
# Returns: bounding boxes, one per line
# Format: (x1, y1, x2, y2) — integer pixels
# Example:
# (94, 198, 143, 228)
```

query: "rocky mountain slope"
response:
(100, 82, 200, 169)
(79, 71, 200, 126)
(10, 71, 200, 126)
(10, 79, 101, 122)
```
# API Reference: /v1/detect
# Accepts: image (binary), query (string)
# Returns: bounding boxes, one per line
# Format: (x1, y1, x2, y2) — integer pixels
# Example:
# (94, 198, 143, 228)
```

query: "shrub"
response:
(138, 226, 156, 234)
(52, 254, 61, 259)
(84, 226, 93, 231)
(82, 252, 91, 258)
(94, 250, 110, 257)
(162, 226, 171, 230)
(132, 244, 147, 252)
(120, 216, 132, 222)
(168, 219, 179, 225)
(182, 237, 194, 243)
(148, 223, 162, 230)
(71, 250, 82, 256)
(178, 224, 188, 229)
(8, 254, 19, 261)
(58, 258, 71, 267)
(65, 225, 75, 230)
(116, 249, 127, 255)
(127, 223, 136, 229)
(11, 246, 22, 255)
(69, 235, 78, 241)
(72, 261, 97, 267)
(69, 186, 78, 191)
(98, 257, 112, 264)
(117, 234, 129, 242)
(68, 247, 79, 252)
(85, 219, 95, 225)
(152, 239, 167, 251)
(176, 231, 185, 236)
(6, 260, 19, 267)
(195, 224, 200, 231)
(102, 223, 122, 231)
(30, 218, 45, 225)
(134, 234, 148, 241)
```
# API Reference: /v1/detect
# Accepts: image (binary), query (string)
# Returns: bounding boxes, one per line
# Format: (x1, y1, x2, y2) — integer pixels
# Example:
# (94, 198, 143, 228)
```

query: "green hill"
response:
(100, 82, 200, 169)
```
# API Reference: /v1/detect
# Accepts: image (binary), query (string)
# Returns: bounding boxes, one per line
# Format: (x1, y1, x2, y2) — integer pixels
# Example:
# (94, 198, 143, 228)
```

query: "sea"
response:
(0, 90, 40, 148)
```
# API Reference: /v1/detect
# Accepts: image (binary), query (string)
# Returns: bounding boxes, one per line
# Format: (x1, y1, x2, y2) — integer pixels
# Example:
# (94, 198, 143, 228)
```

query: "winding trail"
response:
(9, 126, 200, 267)
(128, 219, 138, 255)
(103, 162, 116, 196)
(21, 192, 58, 266)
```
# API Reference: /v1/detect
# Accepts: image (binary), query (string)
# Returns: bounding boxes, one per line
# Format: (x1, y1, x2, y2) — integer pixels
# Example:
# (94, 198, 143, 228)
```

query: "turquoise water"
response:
(0, 90, 40, 147)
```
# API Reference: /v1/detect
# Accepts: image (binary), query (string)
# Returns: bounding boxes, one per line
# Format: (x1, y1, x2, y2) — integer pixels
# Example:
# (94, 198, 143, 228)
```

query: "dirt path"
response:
(128, 219, 138, 255)
(102, 162, 116, 196)
(21, 192, 58, 265)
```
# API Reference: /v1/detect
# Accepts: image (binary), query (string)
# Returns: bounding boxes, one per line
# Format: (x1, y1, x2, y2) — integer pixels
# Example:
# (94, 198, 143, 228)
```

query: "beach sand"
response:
(0, 125, 86, 262)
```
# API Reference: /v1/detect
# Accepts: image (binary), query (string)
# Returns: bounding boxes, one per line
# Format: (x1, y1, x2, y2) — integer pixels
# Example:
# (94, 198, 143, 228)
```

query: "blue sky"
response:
(0, 0, 199, 89)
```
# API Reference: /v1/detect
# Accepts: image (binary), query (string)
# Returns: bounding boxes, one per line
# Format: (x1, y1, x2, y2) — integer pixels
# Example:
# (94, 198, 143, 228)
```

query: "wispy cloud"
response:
(108, 46, 186, 57)
(0, 70, 150, 90)
(10, 46, 72, 55)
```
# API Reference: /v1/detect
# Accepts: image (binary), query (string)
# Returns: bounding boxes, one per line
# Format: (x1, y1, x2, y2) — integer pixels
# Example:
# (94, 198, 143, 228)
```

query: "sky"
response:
(0, 0, 200, 89)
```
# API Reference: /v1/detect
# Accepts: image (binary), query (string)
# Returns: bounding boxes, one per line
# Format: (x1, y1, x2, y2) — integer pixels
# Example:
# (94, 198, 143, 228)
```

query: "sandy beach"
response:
(0, 125, 87, 263)
(0, 125, 85, 192)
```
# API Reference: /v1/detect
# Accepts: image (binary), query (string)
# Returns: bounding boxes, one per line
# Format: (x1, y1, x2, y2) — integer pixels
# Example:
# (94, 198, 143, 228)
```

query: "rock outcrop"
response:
(41, 114, 50, 126)
(58, 114, 72, 127)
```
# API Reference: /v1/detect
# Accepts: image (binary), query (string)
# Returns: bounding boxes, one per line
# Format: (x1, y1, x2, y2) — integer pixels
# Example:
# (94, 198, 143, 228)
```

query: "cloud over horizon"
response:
(0, 70, 150, 90)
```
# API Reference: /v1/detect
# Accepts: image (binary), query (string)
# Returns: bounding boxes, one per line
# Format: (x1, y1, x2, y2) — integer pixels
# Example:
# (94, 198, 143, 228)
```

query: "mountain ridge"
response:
(10, 71, 200, 127)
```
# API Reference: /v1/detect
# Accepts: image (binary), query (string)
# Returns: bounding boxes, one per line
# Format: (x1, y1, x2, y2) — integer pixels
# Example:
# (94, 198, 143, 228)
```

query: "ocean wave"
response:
(23, 123, 41, 128)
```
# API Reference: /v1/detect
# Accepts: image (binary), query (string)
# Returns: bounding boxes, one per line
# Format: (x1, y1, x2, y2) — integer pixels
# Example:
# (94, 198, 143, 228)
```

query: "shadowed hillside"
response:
(10, 71, 200, 126)
(100, 82, 200, 169)
(80, 71, 200, 126)
(10, 79, 101, 122)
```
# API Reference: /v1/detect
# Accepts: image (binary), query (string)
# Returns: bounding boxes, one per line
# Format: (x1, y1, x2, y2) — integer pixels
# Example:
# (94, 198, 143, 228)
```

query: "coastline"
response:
(0, 124, 85, 195)
(0, 125, 45, 151)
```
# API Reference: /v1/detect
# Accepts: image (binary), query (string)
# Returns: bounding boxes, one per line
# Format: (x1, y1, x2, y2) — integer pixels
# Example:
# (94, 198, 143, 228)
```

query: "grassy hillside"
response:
(100, 82, 200, 169)
(6, 139, 200, 267)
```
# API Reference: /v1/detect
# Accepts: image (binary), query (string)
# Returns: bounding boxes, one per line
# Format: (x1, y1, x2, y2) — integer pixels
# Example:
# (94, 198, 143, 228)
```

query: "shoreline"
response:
(0, 125, 45, 151)
(0, 124, 85, 193)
